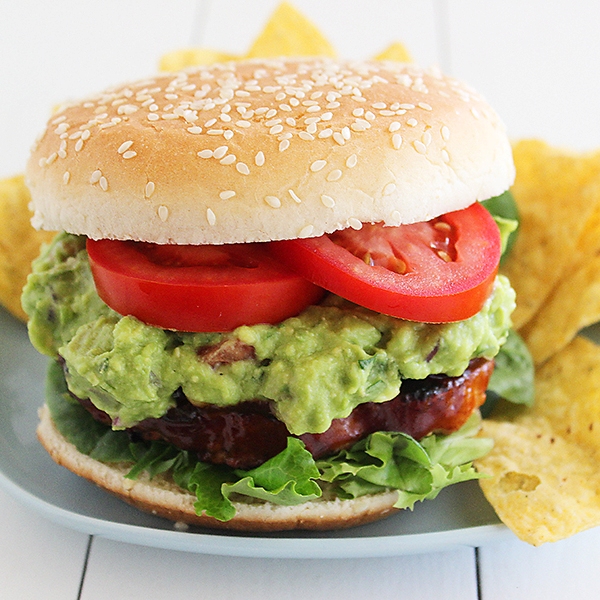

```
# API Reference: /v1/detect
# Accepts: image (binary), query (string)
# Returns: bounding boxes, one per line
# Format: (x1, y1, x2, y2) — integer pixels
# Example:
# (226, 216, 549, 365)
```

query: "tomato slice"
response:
(86, 239, 324, 332)
(269, 203, 500, 323)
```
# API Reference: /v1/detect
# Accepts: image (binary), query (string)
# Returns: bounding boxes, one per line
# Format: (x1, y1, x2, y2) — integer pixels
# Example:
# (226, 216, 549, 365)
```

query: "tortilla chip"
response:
(503, 140, 600, 330)
(246, 2, 336, 59)
(521, 254, 600, 364)
(0, 175, 55, 321)
(159, 49, 240, 71)
(476, 336, 600, 545)
(374, 42, 412, 63)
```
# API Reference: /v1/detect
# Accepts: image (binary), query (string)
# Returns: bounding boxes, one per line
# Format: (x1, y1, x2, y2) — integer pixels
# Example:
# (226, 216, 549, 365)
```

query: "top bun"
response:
(26, 58, 515, 245)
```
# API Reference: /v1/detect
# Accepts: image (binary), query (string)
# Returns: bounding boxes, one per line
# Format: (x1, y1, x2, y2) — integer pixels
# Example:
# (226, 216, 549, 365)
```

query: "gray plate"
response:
(0, 306, 511, 558)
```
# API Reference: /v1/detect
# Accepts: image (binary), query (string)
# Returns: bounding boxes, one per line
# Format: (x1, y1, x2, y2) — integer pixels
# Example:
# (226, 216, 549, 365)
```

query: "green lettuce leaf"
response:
(486, 329, 535, 408)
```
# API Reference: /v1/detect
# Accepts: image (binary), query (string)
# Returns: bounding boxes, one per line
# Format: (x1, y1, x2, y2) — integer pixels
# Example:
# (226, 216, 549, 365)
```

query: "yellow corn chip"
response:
(521, 254, 600, 364)
(374, 42, 412, 63)
(503, 140, 600, 329)
(246, 2, 336, 59)
(476, 336, 600, 545)
(159, 48, 240, 72)
(0, 175, 55, 321)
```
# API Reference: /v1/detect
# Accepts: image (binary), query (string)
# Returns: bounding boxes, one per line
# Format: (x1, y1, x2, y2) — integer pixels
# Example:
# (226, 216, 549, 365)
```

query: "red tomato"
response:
(269, 203, 500, 323)
(86, 240, 324, 332)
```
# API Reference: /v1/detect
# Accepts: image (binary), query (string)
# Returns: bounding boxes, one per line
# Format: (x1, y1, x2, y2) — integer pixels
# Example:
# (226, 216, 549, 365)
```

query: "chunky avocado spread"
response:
(22, 232, 516, 436)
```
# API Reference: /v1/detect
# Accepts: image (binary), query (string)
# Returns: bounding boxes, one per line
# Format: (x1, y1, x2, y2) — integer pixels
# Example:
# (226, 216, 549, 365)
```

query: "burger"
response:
(22, 57, 518, 531)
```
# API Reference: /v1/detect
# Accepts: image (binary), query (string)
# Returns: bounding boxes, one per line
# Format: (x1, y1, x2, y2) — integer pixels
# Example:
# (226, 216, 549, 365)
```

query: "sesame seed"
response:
(352, 108, 365, 117)
(187, 126, 203, 134)
(414, 140, 427, 154)
(90, 170, 102, 184)
(471, 107, 480, 119)
(220, 154, 236, 165)
(145, 181, 155, 198)
(198, 149, 213, 159)
(158, 205, 169, 222)
(351, 119, 370, 132)
(147, 113, 160, 121)
(346, 154, 358, 168)
(348, 218, 363, 230)
(423, 131, 432, 146)
(333, 132, 345, 145)
(236, 120, 251, 128)
(236, 162, 250, 175)
(441, 125, 450, 141)
(288, 189, 302, 203)
(75, 139, 84, 152)
(434, 221, 452, 232)
(207, 129, 224, 135)
(207, 208, 216, 226)
(311, 160, 327, 172)
(255, 151, 265, 167)
(327, 169, 342, 182)
(400, 103, 415, 110)
(299, 225, 315, 238)
(321, 195, 335, 208)
(441, 149, 450, 163)
(63, 171, 70, 184)
(118, 104, 139, 115)
(389, 121, 401, 133)
(304, 123, 317, 135)
(392, 133, 403, 149)
(318, 129, 333, 138)
(384, 182, 397, 196)
(279, 139, 290, 152)
(299, 132, 315, 141)
(265, 196, 281, 208)
(99, 176, 108, 191)
(407, 118, 418, 127)
(269, 124, 284, 135)
(418, 102, 433, 111)
(118, 140, 134, 154)
(213, 145, 228, 159)
(266, 109, 277, 119)
(220, 190, 236, 200)
(122, 150, 137, 159)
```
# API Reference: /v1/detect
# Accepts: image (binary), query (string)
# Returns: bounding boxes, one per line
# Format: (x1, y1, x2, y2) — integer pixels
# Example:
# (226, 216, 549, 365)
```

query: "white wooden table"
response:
(2, 2, 600, 597)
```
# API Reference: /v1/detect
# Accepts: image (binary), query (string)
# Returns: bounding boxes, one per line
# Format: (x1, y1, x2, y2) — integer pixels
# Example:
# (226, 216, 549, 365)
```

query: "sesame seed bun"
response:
(26, 58, 514, 245)
(37, 405, 399, 531)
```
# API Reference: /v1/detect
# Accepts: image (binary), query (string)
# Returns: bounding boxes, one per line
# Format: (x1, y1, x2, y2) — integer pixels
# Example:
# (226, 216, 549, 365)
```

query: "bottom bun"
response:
(37, 405, 400, 531)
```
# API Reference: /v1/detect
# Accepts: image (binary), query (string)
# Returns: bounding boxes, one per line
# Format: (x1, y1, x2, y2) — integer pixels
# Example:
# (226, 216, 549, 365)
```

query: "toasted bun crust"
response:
(27, 58, 514, 245)
(37, 405, 399, 531)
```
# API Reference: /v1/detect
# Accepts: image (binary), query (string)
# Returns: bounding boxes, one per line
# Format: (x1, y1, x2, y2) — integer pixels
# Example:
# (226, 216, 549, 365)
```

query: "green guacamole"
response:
(22, 233, 515, 435)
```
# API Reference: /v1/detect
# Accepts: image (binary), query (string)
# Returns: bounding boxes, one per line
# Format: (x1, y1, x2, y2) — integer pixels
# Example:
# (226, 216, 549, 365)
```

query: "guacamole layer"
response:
(22, 233, 515, 436)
